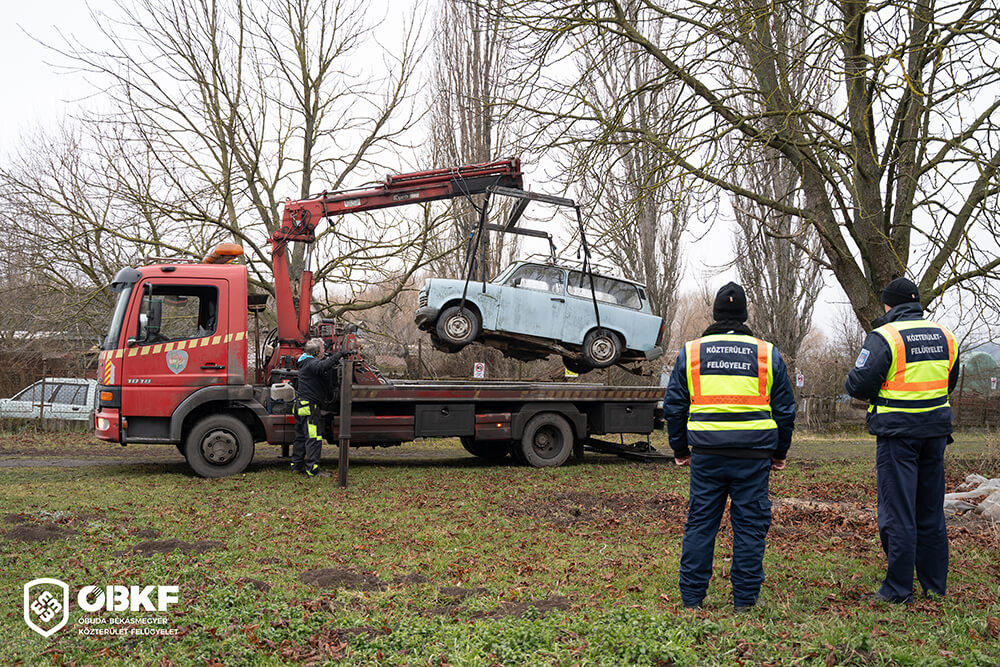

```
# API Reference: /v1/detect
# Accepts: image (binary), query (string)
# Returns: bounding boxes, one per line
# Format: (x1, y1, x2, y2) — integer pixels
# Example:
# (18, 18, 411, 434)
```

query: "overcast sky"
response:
(0, 1, 856, 342)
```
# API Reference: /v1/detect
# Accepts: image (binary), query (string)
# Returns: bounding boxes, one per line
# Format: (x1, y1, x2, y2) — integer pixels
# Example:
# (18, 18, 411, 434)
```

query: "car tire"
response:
(460, 436, 510, 461)
(562, 356, 591, 375)
(184, 415, 254, 478)
(517, 413, 574, 468)
(436, 306, 480, 348)
(582, 328, 622, 368)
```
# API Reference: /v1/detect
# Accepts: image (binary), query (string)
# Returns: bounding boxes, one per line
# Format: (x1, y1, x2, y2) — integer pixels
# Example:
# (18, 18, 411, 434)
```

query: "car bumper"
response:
(94, 408, 121, 443)
(414, 306, 440, 330)
(644, 346, 663, 361)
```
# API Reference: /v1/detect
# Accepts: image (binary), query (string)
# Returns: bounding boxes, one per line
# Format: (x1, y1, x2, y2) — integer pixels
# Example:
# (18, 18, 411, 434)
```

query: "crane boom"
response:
(271, 158, 523, 346)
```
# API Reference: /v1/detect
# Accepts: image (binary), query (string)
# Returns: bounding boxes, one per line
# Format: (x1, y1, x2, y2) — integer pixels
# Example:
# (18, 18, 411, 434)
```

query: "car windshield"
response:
(103, 286, 133, 350)
(567, 271, 642, 309)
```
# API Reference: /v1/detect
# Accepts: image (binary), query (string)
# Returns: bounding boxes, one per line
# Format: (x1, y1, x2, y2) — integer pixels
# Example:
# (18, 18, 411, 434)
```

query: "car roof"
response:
(506, 260, 648, 289)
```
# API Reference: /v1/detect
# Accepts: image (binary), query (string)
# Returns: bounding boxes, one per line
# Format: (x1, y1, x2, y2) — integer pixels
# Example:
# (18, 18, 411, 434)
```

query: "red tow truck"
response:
(93, 160, 667, 477)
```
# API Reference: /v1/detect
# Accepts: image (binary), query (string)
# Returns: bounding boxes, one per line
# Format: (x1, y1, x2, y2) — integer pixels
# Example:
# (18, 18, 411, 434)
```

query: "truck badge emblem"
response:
(166, 350, 188, 374)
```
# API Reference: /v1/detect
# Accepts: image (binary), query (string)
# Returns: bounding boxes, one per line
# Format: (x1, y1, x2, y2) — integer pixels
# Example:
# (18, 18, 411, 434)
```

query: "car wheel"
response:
(460, 436, 510, 461)
(184, 415, 254, 478)
(517, 413, 574, 468)
(562, 356, 591, 375)
(582, 328, 622, 368)
(436, 306, 480, 348)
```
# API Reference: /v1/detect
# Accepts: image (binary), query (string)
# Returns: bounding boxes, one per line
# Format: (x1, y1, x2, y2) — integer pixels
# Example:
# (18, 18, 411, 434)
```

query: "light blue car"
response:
(415, 261, 664, 370)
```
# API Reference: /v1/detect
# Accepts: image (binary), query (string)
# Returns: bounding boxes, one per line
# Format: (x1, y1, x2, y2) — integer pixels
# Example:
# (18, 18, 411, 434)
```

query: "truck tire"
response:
(582, 328, 622, 368)
(184, 415, 255, 478)
(460, 436, 510, 461)
(517, 413, 574, 468)
(436, 306, 480, 348)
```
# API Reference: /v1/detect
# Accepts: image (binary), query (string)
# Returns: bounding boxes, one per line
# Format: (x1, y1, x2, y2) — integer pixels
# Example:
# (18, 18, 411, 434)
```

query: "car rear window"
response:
(567, 271, 642, 309)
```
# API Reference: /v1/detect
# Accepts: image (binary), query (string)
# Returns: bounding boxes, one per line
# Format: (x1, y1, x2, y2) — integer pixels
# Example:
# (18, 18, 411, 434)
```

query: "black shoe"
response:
(306, 465, 332, 478)
(870, 591, 910, 604)
(682, 602, 702, 611)
(734, 604, 755, 613)
(290, 462, 306, 474)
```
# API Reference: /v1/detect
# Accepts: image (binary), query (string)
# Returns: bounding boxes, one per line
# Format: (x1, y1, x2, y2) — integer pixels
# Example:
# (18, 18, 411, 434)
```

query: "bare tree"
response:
(426, 0, 519, 278)
(3, 0, 426, 322)
(488, 0, 1000, 329)
(565, 4, 703, 347)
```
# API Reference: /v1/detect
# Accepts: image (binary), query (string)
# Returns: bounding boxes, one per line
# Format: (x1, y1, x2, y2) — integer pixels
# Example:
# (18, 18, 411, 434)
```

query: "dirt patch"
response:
(4, 523, 76, 542)
(4, 513, 28, 524)
(505, 491, 686, 525)
(771, 497, 877, 540)
(391, 573, 431, 585)
(120, 539, 225, 556)
(133, 528, 161, 539)
(472, 595, 571, 619)
(298, 568, 385, 591)
(237, 577, 271, 593)
(440, 586, 486, 600)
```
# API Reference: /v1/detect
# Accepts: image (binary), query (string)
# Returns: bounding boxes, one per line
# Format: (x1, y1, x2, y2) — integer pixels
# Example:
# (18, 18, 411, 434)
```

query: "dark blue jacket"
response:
(297, 351, 346, 405)
(844, 302, 959, 438)
(664, 332, 796, 459)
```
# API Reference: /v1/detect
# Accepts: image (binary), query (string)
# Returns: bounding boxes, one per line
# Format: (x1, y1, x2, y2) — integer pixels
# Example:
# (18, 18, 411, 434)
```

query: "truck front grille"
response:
(418, 292, 428, 308)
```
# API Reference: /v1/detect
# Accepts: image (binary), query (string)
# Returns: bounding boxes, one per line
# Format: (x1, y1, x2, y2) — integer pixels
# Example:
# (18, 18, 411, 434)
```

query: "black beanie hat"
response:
(881, 277, 920, 308)
(713, 282, 748, 323)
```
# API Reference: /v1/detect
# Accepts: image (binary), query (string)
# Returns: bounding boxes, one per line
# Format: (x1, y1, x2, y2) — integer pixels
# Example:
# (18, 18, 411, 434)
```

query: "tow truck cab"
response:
(94, 258, 250, 447)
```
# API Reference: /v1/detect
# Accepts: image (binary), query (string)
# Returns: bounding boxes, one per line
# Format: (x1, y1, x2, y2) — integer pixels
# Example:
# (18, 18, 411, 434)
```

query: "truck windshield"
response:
(103, 287, 133, 350)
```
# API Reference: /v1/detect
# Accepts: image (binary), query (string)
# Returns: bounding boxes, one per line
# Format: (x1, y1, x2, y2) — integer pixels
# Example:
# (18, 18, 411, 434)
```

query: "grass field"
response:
(1, 428, 998, 665)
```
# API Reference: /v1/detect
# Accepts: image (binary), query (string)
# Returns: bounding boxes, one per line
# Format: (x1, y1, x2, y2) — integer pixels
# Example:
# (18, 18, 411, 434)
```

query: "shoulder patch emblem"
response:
(855, 348, 870, 368)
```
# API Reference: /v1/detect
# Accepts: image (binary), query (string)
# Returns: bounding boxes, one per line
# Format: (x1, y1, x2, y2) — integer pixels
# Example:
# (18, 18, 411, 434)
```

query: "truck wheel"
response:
(582, 328, 622, 368)
(518, 413, 574, 468)
(184, 415, 255, 478)
(437, 306, 480, 348)
(460, 436, 510, 461)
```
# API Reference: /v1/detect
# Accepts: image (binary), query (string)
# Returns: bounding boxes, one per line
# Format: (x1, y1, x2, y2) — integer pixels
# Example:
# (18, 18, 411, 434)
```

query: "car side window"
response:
(13, 383, 40, 402)
(567, 272, 642, 309)
(506, 265, 565, 294)
(138, 285, 219, 344)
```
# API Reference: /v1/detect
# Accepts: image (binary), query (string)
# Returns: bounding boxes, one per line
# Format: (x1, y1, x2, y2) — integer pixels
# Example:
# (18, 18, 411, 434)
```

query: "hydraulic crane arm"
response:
(271, 158, 523, 345)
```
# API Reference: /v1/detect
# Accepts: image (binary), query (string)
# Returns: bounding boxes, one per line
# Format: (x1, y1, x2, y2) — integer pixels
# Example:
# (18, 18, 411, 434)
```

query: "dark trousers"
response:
(291, 400, 323, 470)
(679, 454, 772, 607)
(875, 435, 948, 602)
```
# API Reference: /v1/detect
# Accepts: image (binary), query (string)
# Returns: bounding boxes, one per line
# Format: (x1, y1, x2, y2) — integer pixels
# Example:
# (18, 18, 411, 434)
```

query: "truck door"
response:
(120, 278, 229, 419)
(497, 264, 566, 341)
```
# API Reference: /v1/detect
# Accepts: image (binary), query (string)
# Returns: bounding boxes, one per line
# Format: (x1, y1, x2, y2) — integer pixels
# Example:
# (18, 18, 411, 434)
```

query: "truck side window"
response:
(138, 285, 219, 344)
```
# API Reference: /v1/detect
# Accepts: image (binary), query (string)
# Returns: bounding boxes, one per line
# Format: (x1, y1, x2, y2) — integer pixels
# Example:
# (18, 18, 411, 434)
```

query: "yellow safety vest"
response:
(684, 334, 777, 441)
(871, 320, 956, 415)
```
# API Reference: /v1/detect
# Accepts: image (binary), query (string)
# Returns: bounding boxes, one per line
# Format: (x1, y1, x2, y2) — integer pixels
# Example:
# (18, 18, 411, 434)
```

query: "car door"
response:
(120, 278, 229, 419)
(497, 264, 567, 341)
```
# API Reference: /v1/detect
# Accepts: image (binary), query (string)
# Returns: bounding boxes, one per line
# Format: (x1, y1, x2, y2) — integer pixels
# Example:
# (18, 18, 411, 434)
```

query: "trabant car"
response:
(415, 261, 664, 370)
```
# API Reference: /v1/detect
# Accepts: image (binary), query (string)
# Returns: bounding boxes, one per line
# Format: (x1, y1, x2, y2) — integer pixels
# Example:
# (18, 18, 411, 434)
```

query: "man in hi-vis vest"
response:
(664, 282, 796, 611)
(846, 278, 959, 603)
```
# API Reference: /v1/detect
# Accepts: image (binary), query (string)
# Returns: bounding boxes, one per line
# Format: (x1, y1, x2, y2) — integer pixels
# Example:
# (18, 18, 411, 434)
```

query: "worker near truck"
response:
(291, 337, 347, 477)
(845, 278, 959, 603)
(663, 282, 796, 611)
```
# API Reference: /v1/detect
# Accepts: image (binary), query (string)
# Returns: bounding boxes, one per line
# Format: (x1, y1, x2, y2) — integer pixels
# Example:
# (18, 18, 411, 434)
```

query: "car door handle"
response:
(550, 297, 565, 302)
(201, 363, 226, 370)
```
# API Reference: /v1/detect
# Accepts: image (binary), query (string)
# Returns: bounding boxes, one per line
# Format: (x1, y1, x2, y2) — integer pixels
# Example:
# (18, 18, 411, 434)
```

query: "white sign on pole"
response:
(473, 362, 485, 379)
(991, 377, 997, 391)
(795, 373, 805, 388)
